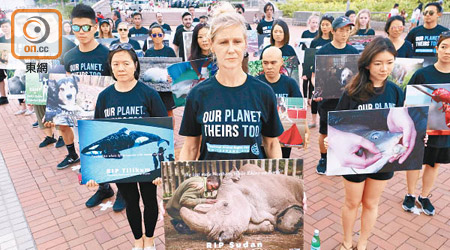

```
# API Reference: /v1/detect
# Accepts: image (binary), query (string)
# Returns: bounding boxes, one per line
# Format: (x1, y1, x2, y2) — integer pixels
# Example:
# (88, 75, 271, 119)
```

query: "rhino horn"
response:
(180, 207, 210, 234)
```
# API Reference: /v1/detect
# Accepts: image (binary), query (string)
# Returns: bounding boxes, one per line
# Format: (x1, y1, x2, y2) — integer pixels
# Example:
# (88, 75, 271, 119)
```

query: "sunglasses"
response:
(151, 33, 163, 38)
(118, 28, 128, 32)
(72, 24, 92, 32)
(423, 10, 435, 16)
(390, 25, 404, 30)
(109, 43, 134, 51)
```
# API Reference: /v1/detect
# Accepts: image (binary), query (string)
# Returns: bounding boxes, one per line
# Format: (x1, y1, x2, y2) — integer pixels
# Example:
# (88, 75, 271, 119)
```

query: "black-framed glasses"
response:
(118, 28, 128, 32)
(151, 33, 163, 38)
(423, 10, 436, 16)
(109, 43, 134, 51)
(72, 24, 92, 32)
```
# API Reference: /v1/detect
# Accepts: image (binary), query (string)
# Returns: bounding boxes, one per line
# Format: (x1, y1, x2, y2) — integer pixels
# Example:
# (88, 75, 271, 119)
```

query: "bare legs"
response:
(406, 164, 439, 197)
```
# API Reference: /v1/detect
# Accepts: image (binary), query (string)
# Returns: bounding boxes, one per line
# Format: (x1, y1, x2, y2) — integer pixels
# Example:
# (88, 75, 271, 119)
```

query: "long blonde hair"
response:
(351, 9, 372, 36)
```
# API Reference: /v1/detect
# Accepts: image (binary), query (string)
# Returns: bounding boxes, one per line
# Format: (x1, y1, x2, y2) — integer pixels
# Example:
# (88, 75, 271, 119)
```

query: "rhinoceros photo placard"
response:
(162, 158, 304, 250)
(327, 106, 428, 176)
(314, 54, 359, 99)
(405, 84, 450, 135)
(139, 57, 182, 92)
(277, 97, 307, 147)
(78, 117, 174, 184)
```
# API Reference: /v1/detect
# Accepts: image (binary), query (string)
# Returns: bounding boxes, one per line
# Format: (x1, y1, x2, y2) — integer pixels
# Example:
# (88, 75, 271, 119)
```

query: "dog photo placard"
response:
(162, 158, 303, 250)
(45, 73, 114, 126)
(314, 54, 359, 99)
(6, 69, 26, 99)
(277, 97, 307, 148)
(0, 43, 26, 70)
(139, 57, 182, 92)
(79, 117, 174, 184)
(327, 106, 428, 176)
(25, 60, 65, 105)
(406, 84, 450, 135)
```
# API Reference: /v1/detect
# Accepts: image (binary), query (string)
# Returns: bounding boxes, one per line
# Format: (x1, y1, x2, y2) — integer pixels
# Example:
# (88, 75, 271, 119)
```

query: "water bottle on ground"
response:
(311, 229, 320, 250)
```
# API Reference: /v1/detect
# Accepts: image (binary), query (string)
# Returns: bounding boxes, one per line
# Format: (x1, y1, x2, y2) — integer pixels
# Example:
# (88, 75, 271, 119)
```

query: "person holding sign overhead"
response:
(179, 2, 283, 161)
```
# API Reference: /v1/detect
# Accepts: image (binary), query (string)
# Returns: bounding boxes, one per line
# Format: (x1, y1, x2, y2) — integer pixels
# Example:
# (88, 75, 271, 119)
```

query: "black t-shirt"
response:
(315, 43, 359, 109)
(260, 44, 297, 59)
(128, 27, 149, 37)
(110, 39, 142, 50)
(173, 28, 190, 60)
(95, 81, 167, 119)
(396, 40, 414, 58)
(301, 30, 318, 39)
(407, 65, 450, 147)
(310, 37, 331, 49)
(64, 43, 110, 76)
(256, 18, 274, 35)
(257, 74, 302, 98)
(336, 81, 404, 111)
(355, 29, 375, 36)
(150, 22, 172, 32)
(193, 17, 200, 23)
(179, 75, 284, 160)
(405, 25, 449, 57)
(144, 45, 176, 57)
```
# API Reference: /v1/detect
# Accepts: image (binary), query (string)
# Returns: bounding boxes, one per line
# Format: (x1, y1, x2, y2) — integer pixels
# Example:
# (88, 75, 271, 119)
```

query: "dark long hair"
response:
(345, 36, 397, 102)
(107, 46, 141, 81)
(314, 15, 334, 40)
(190, 23, 210, 60)
(270, 19, 290, 46)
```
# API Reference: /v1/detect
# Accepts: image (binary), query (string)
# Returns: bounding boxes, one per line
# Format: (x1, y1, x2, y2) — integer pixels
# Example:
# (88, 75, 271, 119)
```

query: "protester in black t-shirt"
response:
(97, 19, 115, 38)
(150, 12, 172, 32)
(403, 32, 450, 216)
(86, 43, 167, 250)
(257, 47, 306, 158)
(351, 9, 375, 36)
(128, 12, 149, 37)
(385, 16, 414, 58)
(405, 2, 449, 57)
(311, 16, 359, 175)
(188, 6, 200, 23)
(59, 4, 125, 212)
(179, 3, 283, 161)
(110, 22, 141, 50)
(0, 18, 10, 105)
(256, 2, 275, 35)
(144, 25, 177, 120)
(260, 19, 296, 58)
(310, 15, 334, 49)
(235, 4, 252, 30)
(112, 10, 121, 32)
(345, 10, 356, 24)
(332, 37, 414, 250)
(189, 23, 213, 81)
(301, 15, 319, 39)
(173, 12, 193, 61)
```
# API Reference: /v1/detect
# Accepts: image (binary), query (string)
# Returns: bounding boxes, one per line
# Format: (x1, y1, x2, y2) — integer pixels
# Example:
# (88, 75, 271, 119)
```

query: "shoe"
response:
(14, 109, 26, 115)
(418, 195, 435, 216)
(24, 109, 35, 116)
(113, 190, 126, 212)
(402, 194, 416, 212)
(39, 136, 57, 148)
(144, 241, 156, 250)
(132, 248, 143, 250)
(55, 136, 65, 148)
(308, 123, 316, 128)
(32, 121, 38, 128)
(316, 158, 326, 175)
(57, 154, 80, 170)
(85, 187, 114, 208)
(0, 97, 8, 105)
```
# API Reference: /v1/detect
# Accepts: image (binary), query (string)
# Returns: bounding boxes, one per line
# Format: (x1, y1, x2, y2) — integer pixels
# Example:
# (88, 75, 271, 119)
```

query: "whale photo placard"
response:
(405, 84, 450, 135)
(314, 54, 359, 99)
(327, 106, 428, 176)
(78, 117, 174, 184)
(162, 158, 303, 250)
(139, 57, 182, 92)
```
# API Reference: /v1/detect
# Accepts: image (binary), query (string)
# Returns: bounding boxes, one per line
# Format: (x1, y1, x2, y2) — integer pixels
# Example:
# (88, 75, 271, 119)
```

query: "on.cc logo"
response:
(23, 16, 50, 44)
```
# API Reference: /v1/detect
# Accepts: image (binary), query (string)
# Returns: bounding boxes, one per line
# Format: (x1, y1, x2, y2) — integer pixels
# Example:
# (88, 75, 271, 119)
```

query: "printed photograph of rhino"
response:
(161, 159, 304, 250)
(78, 117, 174, 184)
(314, 54, 359, 99)
(406, 84, 450, 135)
(327, 106, 428, 176)
(139, 57, 182, 92)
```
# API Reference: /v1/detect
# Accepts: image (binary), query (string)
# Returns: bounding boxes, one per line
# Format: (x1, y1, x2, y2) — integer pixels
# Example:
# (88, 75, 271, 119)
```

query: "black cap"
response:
(332, 16, 354, 30)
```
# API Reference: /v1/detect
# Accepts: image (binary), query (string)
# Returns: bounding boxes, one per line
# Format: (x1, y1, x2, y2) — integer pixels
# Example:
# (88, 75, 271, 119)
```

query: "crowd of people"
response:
(0, 1, 449, 249)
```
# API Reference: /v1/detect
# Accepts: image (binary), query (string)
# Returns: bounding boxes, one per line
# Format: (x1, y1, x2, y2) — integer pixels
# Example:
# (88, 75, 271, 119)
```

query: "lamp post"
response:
(346, 0, 350, 11)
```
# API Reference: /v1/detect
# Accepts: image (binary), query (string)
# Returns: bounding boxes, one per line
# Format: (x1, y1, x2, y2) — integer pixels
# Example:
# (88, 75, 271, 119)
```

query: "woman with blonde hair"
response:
(351, 9, 375, 36)
(179, 2, 283, 161)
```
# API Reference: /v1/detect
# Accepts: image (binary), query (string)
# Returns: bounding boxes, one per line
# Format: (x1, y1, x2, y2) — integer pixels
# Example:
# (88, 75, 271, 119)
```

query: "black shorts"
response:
(423, 147, 450, 167)
(343, 172, 394, 183)
(158, 92, 175, 111)
(0, 69, 6, 81)
(318, 106, 333, 135)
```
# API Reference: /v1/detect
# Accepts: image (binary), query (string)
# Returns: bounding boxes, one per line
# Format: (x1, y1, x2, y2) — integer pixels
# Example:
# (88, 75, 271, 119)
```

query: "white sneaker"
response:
(24, 109, 35, 116)
(14, 109, 26, 115)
